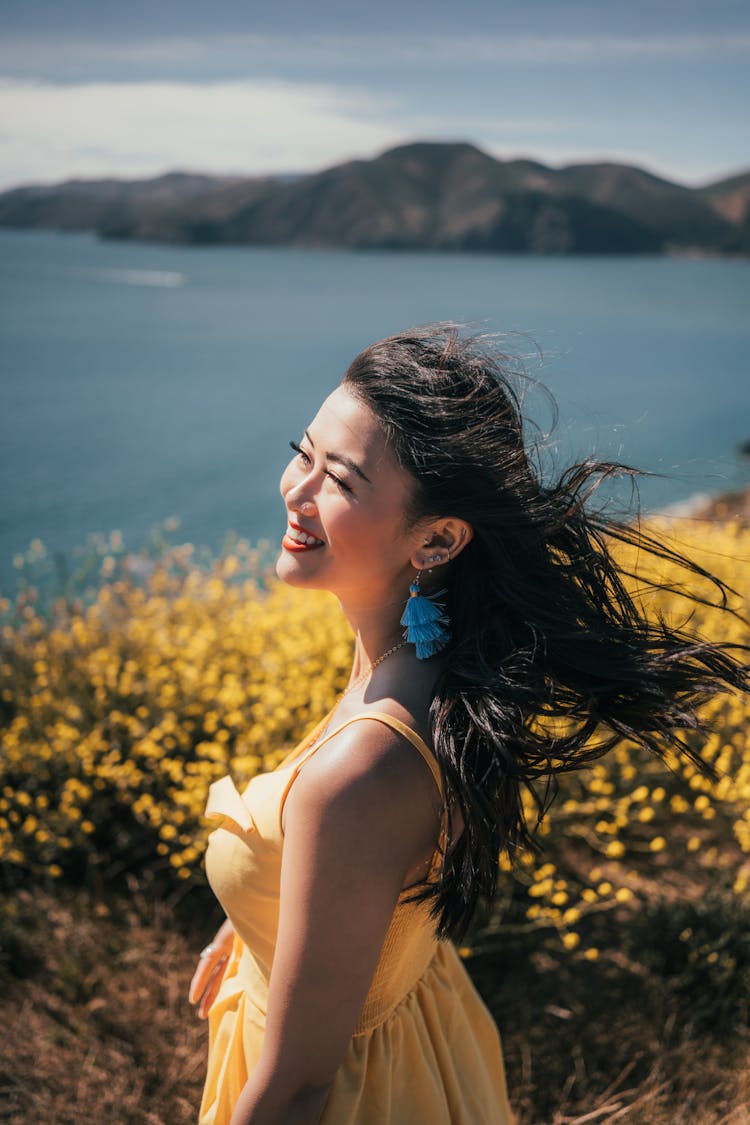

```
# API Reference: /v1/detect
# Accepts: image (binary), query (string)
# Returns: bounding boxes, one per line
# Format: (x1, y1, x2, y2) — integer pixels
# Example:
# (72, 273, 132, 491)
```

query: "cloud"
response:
(1, 29, 748, 82)
(446, 30, 750, 63)
(0, 78, 404, 188)
(0, 75, 741, 190)
(0, 76, 593, 189)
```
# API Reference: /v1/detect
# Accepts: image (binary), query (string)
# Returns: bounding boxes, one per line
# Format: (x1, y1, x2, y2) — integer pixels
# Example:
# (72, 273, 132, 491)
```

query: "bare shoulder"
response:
(288, 714, 442, 817)
(283, 715, 442, 866)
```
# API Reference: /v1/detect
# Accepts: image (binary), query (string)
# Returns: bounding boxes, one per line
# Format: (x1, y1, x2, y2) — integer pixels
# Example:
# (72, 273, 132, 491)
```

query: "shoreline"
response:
(657, 484, 750, 524)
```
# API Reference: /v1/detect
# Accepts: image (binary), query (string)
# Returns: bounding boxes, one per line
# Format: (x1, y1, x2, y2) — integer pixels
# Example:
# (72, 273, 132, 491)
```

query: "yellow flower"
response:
(649, 836, 666, 852)
(562, 932, 580, 950)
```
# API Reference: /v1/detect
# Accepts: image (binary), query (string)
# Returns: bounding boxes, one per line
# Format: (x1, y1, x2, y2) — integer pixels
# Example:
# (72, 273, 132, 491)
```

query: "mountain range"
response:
(1, 142, 748, 255)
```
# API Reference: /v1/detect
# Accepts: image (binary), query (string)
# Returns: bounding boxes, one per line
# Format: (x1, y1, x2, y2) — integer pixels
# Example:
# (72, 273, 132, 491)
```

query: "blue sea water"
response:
(1, 228, 749, 596)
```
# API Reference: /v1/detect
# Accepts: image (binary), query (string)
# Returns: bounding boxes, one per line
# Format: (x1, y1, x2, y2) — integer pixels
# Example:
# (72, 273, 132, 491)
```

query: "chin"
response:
(274, 549, 327, 589)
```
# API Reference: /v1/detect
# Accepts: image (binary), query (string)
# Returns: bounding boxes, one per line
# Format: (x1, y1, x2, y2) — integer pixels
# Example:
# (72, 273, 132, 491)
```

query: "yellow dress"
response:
(198, 708, 516, 1125)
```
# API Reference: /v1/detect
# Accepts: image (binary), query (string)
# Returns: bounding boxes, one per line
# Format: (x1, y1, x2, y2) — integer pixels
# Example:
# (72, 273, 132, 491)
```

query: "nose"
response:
(280, 455, 319, 516)
(285, 490, 317, 518)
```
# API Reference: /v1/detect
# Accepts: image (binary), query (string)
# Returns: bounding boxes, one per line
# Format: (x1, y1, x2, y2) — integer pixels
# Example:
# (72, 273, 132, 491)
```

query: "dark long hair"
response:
(342, 324, 749, 942)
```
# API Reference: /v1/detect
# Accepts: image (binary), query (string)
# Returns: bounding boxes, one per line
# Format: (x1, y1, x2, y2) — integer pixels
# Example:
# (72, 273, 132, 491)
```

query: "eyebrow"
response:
(304, 429, 372, 485)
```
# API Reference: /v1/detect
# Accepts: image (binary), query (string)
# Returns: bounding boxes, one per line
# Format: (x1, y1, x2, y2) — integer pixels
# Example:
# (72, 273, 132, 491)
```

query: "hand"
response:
(189, 917, 235, 1019)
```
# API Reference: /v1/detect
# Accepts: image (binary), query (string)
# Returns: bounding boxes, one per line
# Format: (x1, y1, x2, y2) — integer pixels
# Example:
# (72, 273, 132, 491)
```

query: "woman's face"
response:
(275, 384, 422, 606)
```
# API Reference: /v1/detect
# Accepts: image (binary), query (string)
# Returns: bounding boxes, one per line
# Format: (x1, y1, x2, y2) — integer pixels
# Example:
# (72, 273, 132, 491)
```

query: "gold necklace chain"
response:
(339, 638, 407, 699)
(301, 639, 407, 754)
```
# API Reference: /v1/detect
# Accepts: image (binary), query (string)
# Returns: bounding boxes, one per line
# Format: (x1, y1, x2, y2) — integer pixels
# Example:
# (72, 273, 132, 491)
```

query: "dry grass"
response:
(2, 882, 748, 1125)
(0, 885, 220, 1125)
(482, 937, 750, 1124)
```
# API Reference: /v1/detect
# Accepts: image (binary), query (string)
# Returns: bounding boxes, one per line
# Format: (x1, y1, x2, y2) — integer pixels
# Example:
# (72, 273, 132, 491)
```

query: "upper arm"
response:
(254, 721, 441, 1092)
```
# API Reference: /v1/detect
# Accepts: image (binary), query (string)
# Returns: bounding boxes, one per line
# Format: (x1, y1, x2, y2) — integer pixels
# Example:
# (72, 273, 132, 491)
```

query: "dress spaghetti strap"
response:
(290, 711, 442, 794)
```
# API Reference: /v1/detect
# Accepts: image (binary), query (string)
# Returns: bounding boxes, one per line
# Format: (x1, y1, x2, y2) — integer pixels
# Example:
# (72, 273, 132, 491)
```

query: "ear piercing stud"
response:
(423, 527, 465, 565)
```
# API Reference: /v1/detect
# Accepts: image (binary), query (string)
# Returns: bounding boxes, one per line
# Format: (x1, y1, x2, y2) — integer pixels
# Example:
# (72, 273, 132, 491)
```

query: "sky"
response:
(0, 0, 748, 191)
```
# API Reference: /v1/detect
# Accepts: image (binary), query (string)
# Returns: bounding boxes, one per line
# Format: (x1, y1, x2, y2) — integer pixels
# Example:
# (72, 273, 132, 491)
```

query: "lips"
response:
(282, 518, 325, 552)
(282, 533, 324, 552)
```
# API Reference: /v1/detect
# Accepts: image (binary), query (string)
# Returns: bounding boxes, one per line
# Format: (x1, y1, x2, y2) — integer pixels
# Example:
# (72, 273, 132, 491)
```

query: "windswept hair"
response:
(343, 324, 749, 942)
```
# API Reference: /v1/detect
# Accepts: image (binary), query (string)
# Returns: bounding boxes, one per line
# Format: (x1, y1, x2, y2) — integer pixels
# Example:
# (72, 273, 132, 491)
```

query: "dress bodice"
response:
(203, 708, 449, 1032)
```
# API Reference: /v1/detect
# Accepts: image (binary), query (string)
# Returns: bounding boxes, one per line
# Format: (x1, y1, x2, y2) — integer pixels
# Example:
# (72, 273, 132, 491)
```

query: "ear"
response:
(411, 518, 473, 570)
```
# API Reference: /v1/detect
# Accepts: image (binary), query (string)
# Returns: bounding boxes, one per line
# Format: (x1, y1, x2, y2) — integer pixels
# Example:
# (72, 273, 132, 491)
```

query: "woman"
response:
(189, 325, 747, 1125)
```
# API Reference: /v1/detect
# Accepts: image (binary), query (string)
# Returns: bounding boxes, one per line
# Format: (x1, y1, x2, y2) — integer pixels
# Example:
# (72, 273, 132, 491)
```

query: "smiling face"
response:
(275, 384, 422, 608)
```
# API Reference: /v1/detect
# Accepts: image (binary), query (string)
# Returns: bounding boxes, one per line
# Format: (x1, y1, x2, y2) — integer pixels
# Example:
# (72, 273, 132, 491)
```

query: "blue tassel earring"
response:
(400, 568, 451, 659)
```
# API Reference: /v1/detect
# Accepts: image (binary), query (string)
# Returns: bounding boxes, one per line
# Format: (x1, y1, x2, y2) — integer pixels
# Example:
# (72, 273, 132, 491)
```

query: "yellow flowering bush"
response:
(1, 518, 748, 976)
(1, 534, 352, 889)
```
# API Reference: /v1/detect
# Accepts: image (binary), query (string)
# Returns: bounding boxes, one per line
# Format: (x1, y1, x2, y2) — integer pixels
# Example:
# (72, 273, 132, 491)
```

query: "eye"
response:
(327, 473, 353, 494)
(289, 439, 310, 464)
(288, 440, 353, 494)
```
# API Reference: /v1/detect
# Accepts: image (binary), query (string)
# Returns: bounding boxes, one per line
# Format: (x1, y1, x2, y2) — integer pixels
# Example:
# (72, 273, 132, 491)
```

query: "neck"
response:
(338, 591, 407, 677)
(336, 564, 449, 680)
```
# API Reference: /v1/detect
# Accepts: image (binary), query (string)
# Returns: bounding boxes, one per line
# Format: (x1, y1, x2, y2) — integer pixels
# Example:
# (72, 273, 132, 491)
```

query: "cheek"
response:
(334, 506, 402, 561)
(316, 502, 373, 557)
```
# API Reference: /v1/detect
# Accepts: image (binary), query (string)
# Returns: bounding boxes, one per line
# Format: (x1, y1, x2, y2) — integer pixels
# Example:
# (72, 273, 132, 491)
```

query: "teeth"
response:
(287, 526, 323, 546)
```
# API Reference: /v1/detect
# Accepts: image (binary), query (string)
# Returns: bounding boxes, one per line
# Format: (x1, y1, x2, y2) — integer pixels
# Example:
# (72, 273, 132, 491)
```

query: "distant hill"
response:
(0, 172, 277, 244)
(1, 143, 747, 255)
(695, 169, 750, 254)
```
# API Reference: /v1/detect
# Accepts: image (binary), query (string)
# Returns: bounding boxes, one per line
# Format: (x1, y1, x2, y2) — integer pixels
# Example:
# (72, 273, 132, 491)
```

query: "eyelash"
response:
(288, 440, 353, 494)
